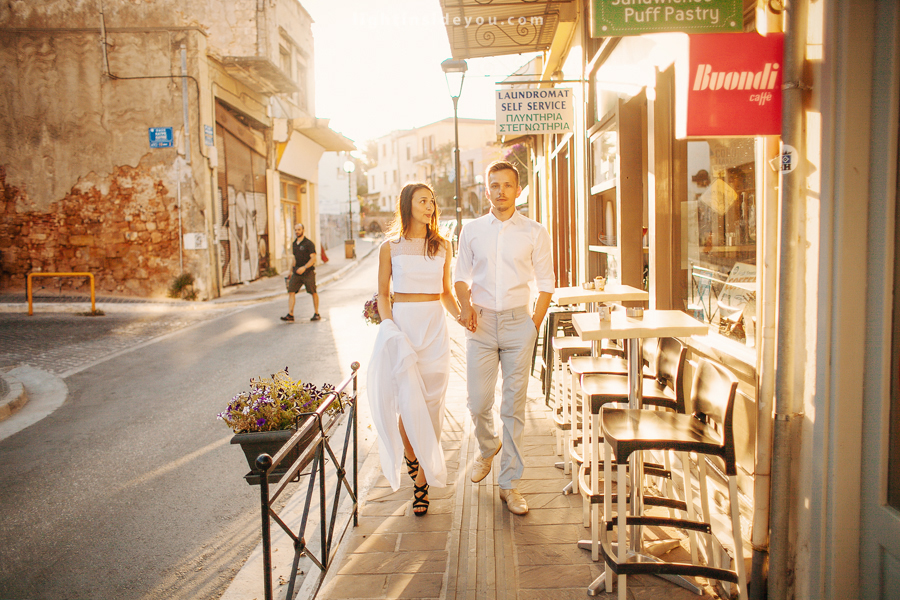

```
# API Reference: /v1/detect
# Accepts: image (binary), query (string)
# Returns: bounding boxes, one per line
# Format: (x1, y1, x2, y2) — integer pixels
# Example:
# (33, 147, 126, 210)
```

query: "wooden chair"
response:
(598, 358, 748, 600)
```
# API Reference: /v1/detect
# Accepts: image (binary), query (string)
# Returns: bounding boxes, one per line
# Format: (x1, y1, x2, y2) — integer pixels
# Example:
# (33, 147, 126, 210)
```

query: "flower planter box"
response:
(231, 424, 319, 485)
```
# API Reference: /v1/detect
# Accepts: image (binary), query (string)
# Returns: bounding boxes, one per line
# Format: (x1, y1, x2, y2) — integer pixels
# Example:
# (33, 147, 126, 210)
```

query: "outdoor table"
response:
(552, 284, 648, 356)
(552, 284, 648, 307)
(572, 309, 708, 596)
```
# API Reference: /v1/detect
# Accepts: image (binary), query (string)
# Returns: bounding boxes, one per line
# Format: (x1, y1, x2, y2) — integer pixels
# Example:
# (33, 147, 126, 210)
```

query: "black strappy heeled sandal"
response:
(413, 483, 429, 516)
(404, 456, 419, 482)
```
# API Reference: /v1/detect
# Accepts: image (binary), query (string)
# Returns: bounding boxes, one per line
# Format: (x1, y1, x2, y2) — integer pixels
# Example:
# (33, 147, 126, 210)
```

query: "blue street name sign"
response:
(204, 124, 214, 147)
(149, 127, 174, 148)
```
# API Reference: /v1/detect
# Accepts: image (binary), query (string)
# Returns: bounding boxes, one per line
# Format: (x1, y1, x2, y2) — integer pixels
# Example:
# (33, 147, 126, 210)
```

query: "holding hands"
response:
(456, 305, 477, 332)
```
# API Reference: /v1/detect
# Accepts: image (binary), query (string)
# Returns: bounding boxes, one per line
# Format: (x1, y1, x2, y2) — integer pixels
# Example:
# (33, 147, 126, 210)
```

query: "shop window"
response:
(281, 179, 303, 260)
(683, 139, 758, 348)
(296, 63, 307, 111)
(279, 46, 291, 77)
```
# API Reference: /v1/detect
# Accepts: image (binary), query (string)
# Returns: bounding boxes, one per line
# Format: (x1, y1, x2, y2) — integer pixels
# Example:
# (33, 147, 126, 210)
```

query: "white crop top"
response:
(390, 237, 446, 294)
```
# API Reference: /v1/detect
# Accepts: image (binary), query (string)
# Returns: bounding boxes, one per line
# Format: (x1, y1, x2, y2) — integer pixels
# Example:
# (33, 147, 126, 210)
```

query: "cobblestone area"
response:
(0, 308, 240, 376)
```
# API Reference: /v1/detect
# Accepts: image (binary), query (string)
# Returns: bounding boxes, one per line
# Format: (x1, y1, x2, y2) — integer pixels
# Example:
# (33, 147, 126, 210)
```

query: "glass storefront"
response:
(684, 138, 758, 348)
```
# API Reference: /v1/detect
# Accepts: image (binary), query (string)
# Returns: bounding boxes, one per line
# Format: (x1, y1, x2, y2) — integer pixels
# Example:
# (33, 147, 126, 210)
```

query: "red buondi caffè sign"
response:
(680, 32, 784, 137)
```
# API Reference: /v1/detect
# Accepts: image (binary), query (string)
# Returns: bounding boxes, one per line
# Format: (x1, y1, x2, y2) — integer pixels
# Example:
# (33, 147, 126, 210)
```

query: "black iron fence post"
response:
(257, 453, 274, 600)
(247, 362, 360, 600)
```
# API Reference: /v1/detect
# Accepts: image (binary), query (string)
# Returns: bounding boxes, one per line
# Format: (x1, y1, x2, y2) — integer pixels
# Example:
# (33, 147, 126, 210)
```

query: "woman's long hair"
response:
(385, 182, 446, 258)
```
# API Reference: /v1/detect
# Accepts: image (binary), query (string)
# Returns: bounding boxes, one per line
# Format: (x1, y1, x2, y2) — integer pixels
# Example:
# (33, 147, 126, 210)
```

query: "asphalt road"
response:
(0, 253, 381, 600)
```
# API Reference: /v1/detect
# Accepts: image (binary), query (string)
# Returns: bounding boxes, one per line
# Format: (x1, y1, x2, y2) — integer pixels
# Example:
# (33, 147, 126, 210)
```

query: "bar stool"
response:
(598, 358, 748, 600)
(550, 335, 592, 469)
(576, 338, 686, 560)
(567, 338, 659, 497)
(538, 307, 585, 402)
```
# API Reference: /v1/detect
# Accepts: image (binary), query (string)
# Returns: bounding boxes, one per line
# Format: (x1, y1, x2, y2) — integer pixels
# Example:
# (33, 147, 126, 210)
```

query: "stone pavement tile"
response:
(354, 513, 453, 535)
(520, 466, 570, 480)
(524, 454, 563, 468)
(343, 533, 397, 554)
(516, 542, 597, 566)
(513, 523, 584, 545)
(627, 576, 716, 599)
(383, 572, 444, 599)
(365, 486, 412, 502)
(318, 573, 387, 599)
(518, 506, 583, 526)
(518, 588, 604, 600)
(518, 479, 566, 495)
(338, 550, 447, 574)
(359, 499, 409, 516)
(526, 492, 583, 510)
(397, 531, 448, 552)
(518, 564, 598, 588)
(522, 443, 557, 457)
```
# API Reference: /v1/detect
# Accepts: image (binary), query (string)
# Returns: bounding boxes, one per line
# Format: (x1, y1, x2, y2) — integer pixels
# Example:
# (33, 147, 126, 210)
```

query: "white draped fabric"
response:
(367, 301, 449, 491)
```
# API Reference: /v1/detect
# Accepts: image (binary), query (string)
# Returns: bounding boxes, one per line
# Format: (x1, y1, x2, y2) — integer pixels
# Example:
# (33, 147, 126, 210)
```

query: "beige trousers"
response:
(465, 305, 538, 490)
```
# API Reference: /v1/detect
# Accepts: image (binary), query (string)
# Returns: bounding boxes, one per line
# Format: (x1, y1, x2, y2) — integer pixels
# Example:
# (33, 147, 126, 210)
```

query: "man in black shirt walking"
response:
(281, 223, 320, 322)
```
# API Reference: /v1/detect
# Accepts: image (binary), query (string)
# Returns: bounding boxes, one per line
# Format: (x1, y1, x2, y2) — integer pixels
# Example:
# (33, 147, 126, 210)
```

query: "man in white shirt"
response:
(454, 160, 555, 515)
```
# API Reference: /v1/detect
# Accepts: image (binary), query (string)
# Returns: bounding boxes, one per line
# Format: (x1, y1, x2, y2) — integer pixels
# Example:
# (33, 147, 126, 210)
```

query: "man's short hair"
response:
(485, 160, 520, 188)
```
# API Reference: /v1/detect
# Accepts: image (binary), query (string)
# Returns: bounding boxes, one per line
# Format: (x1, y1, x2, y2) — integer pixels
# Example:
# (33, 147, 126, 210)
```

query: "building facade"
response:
(367, 117, 500, 219)
(0, 0, 352, 300)
(439, 0, 900, 598)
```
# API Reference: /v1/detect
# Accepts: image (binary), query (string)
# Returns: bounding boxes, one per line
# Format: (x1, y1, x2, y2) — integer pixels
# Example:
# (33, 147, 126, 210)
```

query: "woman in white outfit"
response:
(367, 183, 462, 515)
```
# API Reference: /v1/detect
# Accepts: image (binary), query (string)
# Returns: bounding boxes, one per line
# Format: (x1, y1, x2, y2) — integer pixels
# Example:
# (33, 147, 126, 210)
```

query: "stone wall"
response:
(0, 163, 185, 297)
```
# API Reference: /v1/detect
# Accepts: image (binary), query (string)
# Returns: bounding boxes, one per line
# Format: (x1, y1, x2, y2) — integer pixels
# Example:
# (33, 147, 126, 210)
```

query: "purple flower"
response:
(256, 417, 267, 427)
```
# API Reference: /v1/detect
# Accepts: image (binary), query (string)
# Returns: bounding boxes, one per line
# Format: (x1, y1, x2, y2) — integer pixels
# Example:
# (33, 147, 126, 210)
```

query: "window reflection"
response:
(684, 139, 758, 348)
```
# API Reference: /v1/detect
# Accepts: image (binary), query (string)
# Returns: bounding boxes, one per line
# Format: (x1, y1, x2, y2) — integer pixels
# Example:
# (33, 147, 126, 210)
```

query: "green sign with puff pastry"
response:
(591, 0, 743, 37)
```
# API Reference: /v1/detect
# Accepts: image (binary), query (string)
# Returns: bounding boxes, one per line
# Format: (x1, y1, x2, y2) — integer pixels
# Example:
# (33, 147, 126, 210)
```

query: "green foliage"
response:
(260, 266, 279, 278)
(168, 273, 197, 300)
(217, 368, 346, 433)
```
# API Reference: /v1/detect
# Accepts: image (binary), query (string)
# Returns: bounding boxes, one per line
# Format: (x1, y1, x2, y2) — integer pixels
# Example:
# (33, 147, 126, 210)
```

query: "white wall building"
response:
(367, 118, 499, 214)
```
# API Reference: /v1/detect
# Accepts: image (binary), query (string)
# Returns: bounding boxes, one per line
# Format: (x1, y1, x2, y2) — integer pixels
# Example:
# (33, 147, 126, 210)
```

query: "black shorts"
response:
(288, 269, 317, 294)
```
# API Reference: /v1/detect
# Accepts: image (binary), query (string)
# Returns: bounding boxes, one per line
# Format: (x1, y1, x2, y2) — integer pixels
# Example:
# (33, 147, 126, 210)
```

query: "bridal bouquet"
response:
(363, 293, 383, 325)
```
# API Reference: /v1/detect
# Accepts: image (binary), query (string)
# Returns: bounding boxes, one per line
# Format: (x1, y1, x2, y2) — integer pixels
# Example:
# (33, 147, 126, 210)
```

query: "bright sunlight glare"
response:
(302, 0, 540, 145)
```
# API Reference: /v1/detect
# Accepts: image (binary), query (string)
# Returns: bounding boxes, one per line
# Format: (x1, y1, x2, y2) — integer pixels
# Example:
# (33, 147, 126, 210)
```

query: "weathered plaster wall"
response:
(0, 27, 211, 297)
(0, 161, 183, 296)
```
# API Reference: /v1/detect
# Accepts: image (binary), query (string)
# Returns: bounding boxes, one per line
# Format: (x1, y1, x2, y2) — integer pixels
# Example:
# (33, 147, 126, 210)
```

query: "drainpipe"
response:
(769, 0, 809, 598)
(750, 135, 779, 600)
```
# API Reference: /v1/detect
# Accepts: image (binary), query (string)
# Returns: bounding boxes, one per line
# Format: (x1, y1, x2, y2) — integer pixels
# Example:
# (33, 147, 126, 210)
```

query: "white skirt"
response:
(366, 301, 449, 490)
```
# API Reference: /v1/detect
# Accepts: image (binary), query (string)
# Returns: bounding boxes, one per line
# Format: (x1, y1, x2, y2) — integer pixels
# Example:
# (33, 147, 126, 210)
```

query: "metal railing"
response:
(253, 361, 360, 600)
(27, 272, 96, 315)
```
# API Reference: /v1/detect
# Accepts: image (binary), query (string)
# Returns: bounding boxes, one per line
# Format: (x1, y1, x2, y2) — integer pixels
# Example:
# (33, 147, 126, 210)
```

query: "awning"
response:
(439, 0, 575, 59)
(293, 118, 355, 152)
(222, 56, 299, 94)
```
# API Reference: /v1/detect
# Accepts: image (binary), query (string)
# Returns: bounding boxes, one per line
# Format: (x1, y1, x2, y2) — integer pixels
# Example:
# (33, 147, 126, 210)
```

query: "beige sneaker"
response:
(470, 441, 502, 483)
(499, 488, 528, 515)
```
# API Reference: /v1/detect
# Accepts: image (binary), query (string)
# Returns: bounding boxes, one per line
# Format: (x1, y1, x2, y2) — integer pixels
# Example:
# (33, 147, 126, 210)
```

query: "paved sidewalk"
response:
(315, 325, 721, 600)
(0, 236, 380, 313)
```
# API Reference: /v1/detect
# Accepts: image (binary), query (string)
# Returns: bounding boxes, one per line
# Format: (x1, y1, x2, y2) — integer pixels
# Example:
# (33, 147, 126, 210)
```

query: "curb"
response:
(0, 369, 28, 423)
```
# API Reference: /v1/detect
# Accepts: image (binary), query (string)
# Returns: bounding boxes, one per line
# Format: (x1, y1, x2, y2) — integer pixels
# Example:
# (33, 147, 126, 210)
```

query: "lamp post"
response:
(343, 159, 356, 259)
(441, 58, 467, 248)
(343, 160, 356, 240)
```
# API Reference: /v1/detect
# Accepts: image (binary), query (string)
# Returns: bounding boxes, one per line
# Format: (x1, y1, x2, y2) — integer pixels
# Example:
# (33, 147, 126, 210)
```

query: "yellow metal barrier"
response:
(27, 272, 96, 316)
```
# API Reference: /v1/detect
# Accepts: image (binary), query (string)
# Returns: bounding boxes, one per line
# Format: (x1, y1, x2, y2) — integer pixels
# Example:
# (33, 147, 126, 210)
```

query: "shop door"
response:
(551, 137, 577, 287)
(215, 125, 269, 286)
(859, 149, 900, 600)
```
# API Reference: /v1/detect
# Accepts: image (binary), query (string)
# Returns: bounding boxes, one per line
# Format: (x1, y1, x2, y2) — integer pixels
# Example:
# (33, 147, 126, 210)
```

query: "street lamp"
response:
(441, 58, 467, 246)
(342, 159, 355, 240)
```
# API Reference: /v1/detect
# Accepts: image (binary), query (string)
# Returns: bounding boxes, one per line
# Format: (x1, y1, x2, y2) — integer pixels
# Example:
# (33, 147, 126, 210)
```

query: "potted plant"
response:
(218, 368, 343, 481)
